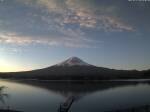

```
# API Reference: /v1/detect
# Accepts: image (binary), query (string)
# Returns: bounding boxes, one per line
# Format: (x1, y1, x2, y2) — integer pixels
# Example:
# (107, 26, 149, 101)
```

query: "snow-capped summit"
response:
(56, 57, 92, 66)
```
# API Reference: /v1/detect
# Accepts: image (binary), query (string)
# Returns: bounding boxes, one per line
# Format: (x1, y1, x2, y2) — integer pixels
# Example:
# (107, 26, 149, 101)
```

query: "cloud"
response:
(18, 0, 134, 32)
(66, 0, 134, 31)
(0, 29, 101, 48)
(0, 0, 134, 48)
(97, 15, 134, 32)
(0, 32, 34, 45)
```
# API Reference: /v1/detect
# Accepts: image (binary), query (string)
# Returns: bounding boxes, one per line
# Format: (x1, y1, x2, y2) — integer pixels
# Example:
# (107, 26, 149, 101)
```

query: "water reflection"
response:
(0, 79, 150, 112)
(18, 81, 147, 99)
(12, 80, 141, 96)
(0, 86, 23, 112)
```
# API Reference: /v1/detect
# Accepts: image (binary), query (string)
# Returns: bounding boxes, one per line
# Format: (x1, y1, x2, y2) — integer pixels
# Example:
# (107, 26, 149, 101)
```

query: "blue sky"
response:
(0, 0, 150, 72)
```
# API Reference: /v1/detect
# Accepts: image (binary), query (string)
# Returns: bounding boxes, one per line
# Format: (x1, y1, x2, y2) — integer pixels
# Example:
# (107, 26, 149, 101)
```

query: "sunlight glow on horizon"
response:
(0, 58, 30, 72)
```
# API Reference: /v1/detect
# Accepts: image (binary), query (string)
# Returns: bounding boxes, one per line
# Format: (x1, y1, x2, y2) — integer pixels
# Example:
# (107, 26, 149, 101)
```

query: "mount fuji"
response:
(0, 57, 149, 80)
(55, 57, 92, 67)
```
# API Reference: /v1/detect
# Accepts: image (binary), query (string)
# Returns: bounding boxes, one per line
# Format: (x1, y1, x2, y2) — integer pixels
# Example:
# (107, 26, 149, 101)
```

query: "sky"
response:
(0, 0, 150, 72)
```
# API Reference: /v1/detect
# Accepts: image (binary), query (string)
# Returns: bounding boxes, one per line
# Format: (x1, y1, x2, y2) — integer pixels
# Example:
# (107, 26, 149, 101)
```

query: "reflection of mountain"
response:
(0, 57, 150, 80)
(7, 80, 150, 112)
(13, 80, 142, 98)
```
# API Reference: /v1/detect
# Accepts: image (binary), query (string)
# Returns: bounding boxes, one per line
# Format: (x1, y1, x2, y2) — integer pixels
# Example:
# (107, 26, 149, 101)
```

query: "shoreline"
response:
(1, 78, 150, 83)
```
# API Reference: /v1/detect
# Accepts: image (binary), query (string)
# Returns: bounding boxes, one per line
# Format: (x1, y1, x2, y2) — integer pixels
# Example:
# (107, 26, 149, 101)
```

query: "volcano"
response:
(55, 57, 92, 66)
(0, 57, 149, 80)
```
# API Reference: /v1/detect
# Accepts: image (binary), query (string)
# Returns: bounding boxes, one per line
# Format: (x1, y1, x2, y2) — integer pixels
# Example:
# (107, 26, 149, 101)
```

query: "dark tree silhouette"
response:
(0, 86, 8, 104)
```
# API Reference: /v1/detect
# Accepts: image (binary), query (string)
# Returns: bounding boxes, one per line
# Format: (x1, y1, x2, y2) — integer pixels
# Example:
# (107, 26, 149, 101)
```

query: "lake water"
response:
(0, 79, 150, 112)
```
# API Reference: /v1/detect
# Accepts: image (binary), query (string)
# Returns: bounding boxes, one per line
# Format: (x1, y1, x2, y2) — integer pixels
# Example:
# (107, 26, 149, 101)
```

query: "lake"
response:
(0, 79, 150, 112)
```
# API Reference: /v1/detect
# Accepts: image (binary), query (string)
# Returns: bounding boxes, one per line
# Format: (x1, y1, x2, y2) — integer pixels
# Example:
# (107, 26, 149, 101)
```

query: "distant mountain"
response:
(0, 57, 150, 80)
(55, 57, 92, 66)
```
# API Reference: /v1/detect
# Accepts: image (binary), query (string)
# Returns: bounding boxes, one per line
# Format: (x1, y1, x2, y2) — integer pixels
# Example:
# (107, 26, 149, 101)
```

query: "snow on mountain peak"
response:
(56, 57, 92, 66)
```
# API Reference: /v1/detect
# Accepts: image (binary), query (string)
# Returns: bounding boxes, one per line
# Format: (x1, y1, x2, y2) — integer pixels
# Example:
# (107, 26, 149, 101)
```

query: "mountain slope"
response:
(0, 57, 149, 80)
(55, 57, 92, 66)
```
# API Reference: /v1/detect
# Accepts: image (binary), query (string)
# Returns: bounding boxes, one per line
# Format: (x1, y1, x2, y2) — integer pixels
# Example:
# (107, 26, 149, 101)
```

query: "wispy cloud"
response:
(24, 0, 134, 32)
(0, 0, 135, 48)
(65, 0, 134, 32)
(0, 30, 101, 48)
